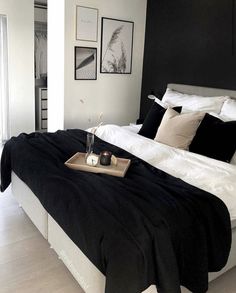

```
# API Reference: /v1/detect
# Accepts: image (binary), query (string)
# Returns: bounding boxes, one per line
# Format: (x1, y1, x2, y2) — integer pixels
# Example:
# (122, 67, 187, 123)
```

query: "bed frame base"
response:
(12, 172, 48, 239)
(48, 214, 106, 293)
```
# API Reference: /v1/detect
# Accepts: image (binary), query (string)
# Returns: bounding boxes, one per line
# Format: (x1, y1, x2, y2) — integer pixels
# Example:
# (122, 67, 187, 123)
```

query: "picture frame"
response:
(74, 47, 97, 80)
(76, 6, 98, 42)
(100, 17, 134, 74)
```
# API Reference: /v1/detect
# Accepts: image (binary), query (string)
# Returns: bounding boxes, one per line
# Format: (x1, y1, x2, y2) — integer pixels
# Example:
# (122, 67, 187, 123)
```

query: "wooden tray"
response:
(65, 152, 131, 177)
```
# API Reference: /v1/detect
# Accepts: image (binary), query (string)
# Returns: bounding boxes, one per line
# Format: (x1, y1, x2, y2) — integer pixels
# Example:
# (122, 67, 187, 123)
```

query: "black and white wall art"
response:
(74, 47, 97, 80)
(100, 17, 134, 74)
(76, 6, 98, 42)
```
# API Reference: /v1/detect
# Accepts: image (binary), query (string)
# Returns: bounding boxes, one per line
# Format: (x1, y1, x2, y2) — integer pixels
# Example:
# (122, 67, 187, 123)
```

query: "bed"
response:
(1, 84, 236, 293)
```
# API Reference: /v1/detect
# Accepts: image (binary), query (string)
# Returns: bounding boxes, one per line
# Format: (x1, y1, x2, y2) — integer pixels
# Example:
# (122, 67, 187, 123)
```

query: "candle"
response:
(100, 151, 112, 166)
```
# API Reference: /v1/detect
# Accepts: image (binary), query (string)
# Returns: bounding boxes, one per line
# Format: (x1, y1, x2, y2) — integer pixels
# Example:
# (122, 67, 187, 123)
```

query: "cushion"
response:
(162, 88, 228, 114)
(220, 98, 236, 121)
(138, 101, 182, 139)
(231, 152, 236, 165)
(189, 113, 236, 162)
(154, 108, 205, 150)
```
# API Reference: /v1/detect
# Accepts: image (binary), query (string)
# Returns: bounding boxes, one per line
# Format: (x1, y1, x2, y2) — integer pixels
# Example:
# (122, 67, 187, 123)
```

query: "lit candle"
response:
(100, 151, 112, 166)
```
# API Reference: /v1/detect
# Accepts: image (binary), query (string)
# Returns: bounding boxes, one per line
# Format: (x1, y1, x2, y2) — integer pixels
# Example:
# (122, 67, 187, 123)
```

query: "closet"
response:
(34, 1, 47, 132)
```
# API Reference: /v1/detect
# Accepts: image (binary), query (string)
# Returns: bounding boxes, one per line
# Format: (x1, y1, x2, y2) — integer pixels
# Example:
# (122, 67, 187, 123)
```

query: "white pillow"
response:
(231, 153, 236, 165)
(219, 98, 236, 121)
(219, 99, 236, 165)
(162, 88, 228, 114)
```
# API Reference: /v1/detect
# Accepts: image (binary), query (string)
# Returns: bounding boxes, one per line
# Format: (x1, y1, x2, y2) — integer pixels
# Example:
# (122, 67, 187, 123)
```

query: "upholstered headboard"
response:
(167, 84, 236, 100)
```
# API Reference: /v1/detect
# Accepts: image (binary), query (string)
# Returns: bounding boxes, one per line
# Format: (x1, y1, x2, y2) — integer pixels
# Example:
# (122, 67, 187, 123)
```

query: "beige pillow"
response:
(154, 108, 205, 150)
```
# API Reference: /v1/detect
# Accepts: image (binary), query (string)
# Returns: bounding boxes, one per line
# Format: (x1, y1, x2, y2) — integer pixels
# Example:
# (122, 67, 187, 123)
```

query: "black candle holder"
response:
(100, 151, 112, 166)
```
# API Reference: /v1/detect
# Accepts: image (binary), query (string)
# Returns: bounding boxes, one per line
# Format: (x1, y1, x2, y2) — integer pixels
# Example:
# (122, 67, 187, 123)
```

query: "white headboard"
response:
(167, 83, 236, 100)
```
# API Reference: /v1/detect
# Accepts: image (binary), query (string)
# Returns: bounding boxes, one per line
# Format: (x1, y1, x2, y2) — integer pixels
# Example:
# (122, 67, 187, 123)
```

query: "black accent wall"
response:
(140, 0, 236, 119)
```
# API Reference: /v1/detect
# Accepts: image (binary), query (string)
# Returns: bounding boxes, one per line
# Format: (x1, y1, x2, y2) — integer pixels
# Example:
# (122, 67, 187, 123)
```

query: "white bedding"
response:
(94, 124, 236, 222)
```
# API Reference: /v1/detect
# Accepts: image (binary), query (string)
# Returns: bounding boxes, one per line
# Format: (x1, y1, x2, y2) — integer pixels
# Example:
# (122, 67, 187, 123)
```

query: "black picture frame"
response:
(74, 46, 97, 80)
(100, 17, 134, 74)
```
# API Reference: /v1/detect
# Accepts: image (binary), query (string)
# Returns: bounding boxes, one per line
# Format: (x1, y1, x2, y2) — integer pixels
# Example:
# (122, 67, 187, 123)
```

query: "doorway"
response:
(0, 14, 9, 144)
(34, 1, 48, 132)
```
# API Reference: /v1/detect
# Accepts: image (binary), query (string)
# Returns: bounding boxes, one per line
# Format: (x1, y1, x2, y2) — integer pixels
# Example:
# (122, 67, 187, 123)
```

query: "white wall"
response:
(48, 0, 65, 131)
(65, 0, 147, 129)
(0, 0, 35, 136)
(48, 0, 147, 131)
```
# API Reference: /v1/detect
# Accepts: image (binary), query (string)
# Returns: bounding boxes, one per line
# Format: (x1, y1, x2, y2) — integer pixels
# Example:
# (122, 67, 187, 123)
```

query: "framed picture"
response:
(76, 6, 98, 42)
(74, 47, 97, 80)
(100, 17, 134, 74)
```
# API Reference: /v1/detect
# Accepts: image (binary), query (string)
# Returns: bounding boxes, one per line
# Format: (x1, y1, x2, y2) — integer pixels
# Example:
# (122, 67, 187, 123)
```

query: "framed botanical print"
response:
(74, 47, 97, 80)
(100, 17, 134, 74)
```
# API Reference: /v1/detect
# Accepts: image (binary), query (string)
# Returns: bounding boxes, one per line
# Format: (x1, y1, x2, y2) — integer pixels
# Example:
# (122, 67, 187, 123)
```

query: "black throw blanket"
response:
(0, 129, 231, 293)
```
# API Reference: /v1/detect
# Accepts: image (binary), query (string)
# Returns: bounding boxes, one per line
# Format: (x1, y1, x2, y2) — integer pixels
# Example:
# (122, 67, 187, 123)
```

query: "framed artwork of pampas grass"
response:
(74, 47, 97, 80)
(100, 17, 134, 74)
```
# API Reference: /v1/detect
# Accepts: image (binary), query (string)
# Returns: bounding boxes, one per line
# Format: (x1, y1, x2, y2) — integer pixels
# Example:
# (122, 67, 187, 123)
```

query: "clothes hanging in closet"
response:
(35, 32, 47, 79)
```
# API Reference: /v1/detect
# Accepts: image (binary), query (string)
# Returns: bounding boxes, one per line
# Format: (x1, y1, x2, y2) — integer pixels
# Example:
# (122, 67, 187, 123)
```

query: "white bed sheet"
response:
(94, 124, 236, 222)
(122, 124, 142, 133)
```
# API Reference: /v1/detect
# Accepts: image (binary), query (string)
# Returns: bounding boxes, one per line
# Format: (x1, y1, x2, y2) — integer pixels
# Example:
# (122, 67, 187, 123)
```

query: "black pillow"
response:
(189, 113, 236, 163)
(138, 102, 182, 139)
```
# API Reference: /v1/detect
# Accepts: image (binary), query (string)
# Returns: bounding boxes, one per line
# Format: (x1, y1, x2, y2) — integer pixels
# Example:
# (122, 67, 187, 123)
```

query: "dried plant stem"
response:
(102, 25, 123, 63)
(92, 122, 103, 135)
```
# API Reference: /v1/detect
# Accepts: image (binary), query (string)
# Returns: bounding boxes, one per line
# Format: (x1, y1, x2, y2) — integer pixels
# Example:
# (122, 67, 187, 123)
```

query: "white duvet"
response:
(94, 124, 236, 222)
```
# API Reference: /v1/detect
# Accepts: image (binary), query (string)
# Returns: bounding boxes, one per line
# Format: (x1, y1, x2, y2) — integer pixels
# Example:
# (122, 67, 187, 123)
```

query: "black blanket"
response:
(0, 129, 231, 293)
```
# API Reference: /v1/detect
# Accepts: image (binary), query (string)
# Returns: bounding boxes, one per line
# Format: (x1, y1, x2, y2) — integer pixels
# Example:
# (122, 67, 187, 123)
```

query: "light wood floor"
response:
(0, 186, 84, 293)
(0, 186, 236, 293)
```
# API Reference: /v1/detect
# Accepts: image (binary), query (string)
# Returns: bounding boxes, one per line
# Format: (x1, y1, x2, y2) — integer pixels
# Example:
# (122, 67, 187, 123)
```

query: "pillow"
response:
(138, 101, 182, 139)
(154, 108, 205, 150)
(231, 152, 236, 165)
(189, 113, 236, 162)
(162, 88, 228, 114)
(220, 98, 236, 121)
